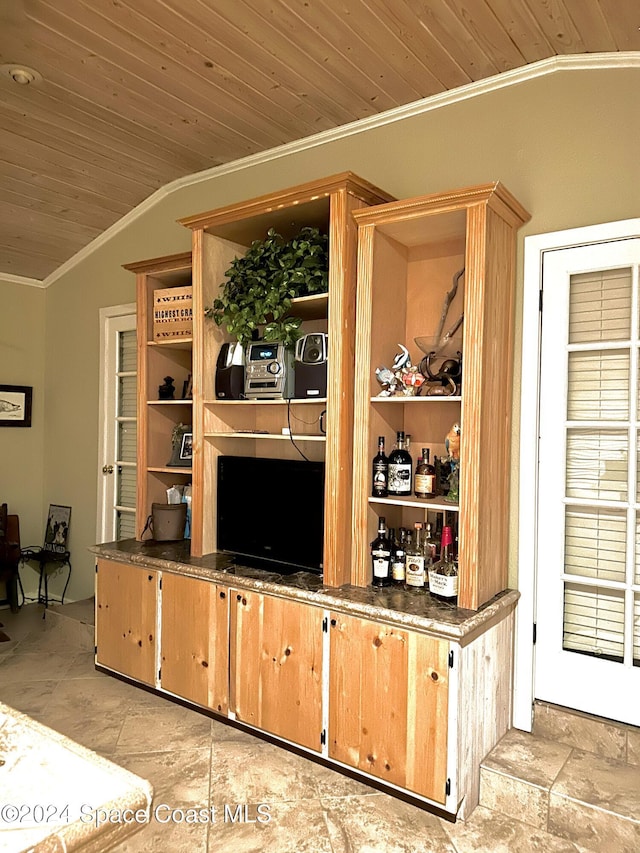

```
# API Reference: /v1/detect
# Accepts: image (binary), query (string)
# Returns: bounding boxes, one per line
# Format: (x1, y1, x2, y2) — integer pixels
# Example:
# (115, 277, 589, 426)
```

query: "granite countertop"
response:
(0, 702, 152, 852)
(90, 539, 519, 644)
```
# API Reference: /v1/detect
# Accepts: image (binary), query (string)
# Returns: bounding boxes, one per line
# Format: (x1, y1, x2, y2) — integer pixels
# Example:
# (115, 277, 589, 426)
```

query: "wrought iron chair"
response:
(20, 504, 72, 609)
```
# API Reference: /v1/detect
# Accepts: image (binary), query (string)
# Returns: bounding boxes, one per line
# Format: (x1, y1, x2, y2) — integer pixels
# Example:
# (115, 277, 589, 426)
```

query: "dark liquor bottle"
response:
(414, 448, 436, 498)
(404, 522, 426, 590)
(391, 527, 407, 585)
(372, 435, 388, 497)
(387, 431, 412, 496)
(428, 524, 458, 603)
(371, 516, 392, 587)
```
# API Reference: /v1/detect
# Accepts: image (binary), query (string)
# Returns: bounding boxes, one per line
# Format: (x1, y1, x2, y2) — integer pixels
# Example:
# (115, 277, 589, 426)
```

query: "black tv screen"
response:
(217, 455, 325, 574)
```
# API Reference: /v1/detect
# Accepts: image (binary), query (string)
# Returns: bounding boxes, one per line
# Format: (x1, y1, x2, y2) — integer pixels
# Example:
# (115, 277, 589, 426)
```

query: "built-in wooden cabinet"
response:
(229, 589, 324, 752)
(352, 183, 530, 609)
(95, 559, 158, 686)
(160, 573, 229, 713)
(329, 611, 450, 803)
(123, 252, 193, 541)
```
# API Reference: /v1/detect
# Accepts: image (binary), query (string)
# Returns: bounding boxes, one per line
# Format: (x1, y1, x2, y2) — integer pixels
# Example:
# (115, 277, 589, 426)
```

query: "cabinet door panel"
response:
(160, 573, 228, 714)
(95, 559, 157, 685)
(231, 591, 323, 752)
(329, 612, 449, 803)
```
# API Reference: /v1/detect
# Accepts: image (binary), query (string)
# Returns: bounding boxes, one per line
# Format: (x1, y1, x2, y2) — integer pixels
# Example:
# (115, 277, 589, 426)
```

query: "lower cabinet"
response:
(95, 559, 158, 686)
(160, 572, 229, 714)
(230, 589, 324, 752)
(328, 612, 450, 804)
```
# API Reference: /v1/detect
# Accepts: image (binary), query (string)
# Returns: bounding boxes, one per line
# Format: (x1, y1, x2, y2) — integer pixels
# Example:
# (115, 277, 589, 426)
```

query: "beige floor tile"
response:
(551, 748, 640, 820)
(207, 799, 333, 853)
(448, 805, 585, 852)
(115, 703, 212, 754)
(116, 747, 212, 809)
(0, 650, 77, 683)
(534, 702, 628, 761)
(0, 679, 58, 716)
(210, 740, 321, 805)
(481, 728, 572, 789)
(322, 793, 455, 853)
(110, 814, 209, 852)
(548, 792, 640, 853)
(479, 769, 549, 829)
(627, 728, 640, 766)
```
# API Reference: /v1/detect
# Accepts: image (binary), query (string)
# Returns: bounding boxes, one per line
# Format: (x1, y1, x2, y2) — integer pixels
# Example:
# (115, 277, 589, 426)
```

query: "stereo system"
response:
(244, 341, 294, 399)
(294, 333, 328, 398)
(215, 334, 328, 400)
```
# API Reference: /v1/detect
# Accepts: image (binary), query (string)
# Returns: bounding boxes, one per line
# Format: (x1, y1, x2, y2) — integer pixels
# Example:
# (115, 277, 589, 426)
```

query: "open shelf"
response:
(205, 431, 325, 442)
(369, 495, 459, 512)
(147, 338, 193, 350)
(147, 466, 193, 474)
(370, 396, 462, 403)
(205, 398, 326, 406)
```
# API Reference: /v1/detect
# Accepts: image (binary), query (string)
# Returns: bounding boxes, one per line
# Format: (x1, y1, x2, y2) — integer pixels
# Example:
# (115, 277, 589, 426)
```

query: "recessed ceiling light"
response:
(0, 64, 42, 86)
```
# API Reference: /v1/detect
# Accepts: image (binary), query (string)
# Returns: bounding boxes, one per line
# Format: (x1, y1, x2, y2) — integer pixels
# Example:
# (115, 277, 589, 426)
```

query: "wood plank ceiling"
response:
(0, 0, 637, 281)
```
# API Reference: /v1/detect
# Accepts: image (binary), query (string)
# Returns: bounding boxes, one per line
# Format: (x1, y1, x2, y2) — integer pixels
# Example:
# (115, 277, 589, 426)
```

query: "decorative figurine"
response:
(376, 344, 425, 397)
(158, 376, 176, 400)
(445, 422, 461, 460)
(445, 422, 461, 503)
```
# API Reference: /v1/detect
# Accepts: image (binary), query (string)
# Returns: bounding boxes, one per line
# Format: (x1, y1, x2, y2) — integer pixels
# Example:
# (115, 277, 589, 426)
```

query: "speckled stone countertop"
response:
(0, 702, 152, 852)
(90, 539, 519, 644)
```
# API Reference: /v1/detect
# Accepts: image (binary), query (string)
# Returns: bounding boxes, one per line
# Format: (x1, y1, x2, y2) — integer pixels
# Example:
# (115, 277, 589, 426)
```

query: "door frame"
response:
(514, 218, 640, 732)
(96, 303, 136, 543)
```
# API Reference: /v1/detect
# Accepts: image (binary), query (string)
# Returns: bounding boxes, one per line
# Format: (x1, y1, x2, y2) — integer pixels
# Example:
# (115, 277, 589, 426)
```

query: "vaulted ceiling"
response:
(1, 0, 638, 282)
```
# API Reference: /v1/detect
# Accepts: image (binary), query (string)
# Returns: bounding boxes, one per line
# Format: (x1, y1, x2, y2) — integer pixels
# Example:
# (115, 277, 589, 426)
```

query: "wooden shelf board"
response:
(147, 466, 193, 474)
(147, 338, 193, 350)
(147, 399, 193, 406)
(370, 396, 462, 403)
(289, 292, 328, 320)
(205, 398, 326, 406)
(368, 496, 459, 512)
(205, 431, 326, 442)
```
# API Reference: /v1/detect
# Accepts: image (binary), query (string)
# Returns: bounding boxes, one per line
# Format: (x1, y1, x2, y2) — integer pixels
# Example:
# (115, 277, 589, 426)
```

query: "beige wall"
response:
(0, 281, 46, 598)
(20, 63, 640, 601)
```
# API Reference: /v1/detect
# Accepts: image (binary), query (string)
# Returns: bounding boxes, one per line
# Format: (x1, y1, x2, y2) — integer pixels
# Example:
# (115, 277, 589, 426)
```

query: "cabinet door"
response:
(230, 590, 323, 752)
(329, 612, 449, 803)
(160, 573, 229, 713)
(95, 559, 158, 685)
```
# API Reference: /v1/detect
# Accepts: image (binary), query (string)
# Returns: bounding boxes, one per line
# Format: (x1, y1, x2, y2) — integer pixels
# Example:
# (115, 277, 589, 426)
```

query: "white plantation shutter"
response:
(116, 328, 137, 540)
(562, 265, 639, 663)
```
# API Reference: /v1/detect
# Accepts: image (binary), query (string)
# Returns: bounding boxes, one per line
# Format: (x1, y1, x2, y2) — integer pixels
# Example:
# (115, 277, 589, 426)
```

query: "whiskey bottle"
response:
(371, 516, 392, 587)
(428, 524, 458, 602)
(371, 435, 388, 497)
(414, 448, 436, 498)
(423, 521, 438, 564)
(391, 527, 407, 585)
(387, 431, 412, 496)
(404, 522, 426, 590)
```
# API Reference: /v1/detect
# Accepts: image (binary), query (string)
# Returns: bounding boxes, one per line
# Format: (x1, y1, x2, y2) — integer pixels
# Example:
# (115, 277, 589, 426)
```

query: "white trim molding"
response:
(514, 217, 640, 732)
(0, 273, 46, 288)
(33, 52, 640, 289)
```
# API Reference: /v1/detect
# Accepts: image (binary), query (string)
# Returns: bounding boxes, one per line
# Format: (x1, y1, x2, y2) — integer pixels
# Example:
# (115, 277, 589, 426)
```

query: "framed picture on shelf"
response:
(0, 385, 32, 427)
(179, 432, 193, 461)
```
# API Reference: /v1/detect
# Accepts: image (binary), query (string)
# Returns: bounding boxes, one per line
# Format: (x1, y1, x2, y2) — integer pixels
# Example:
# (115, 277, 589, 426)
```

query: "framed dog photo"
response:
(0, 385, 32, 427)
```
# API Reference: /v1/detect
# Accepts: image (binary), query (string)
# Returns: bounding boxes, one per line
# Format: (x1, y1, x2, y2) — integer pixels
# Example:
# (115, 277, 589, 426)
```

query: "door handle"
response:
(102, 464, 114, 474)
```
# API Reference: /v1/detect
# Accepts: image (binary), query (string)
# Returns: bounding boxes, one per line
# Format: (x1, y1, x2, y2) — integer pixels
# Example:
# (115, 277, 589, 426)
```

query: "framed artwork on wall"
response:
(0, 385, 32, 427)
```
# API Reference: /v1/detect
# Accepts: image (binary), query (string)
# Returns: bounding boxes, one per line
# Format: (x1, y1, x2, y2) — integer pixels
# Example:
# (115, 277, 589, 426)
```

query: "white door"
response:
(97, 306, 137, 543)
(535, 238, 640, 725)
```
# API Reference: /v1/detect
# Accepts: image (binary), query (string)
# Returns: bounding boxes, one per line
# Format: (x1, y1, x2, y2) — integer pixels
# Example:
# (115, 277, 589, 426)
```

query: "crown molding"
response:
(6, 52, 637, 289)
(0, 272, 46, 288)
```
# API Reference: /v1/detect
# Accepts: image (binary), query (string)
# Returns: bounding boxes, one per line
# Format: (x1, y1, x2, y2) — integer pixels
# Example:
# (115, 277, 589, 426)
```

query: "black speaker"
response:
(294, 361, 327, 398)
(215, 343, 245, 400)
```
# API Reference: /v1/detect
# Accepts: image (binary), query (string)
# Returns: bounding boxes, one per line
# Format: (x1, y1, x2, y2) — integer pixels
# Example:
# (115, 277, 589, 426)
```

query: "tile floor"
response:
(0, 602, 593, 853)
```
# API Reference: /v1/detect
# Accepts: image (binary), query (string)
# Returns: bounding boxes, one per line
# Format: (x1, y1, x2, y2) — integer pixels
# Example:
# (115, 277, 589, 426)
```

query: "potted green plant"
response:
(205, 226, 329, 348)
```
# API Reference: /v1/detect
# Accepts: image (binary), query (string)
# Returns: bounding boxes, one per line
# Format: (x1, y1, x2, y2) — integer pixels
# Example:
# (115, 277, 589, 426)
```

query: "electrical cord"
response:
(286, 399, 310, 461)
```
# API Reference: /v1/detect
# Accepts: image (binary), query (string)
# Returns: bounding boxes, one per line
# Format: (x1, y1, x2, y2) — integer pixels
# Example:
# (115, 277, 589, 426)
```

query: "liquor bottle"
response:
(371, 435, 388, 497)
(391, 527, 407, 585)
(387, 431, 412, 496)
(423, 521, 438, 564)
(405, 434, 412, 453)
(371, 516, 392, 587)
(404, 522, 426, 590)
(414, 448, 436, 498)
(428, 524, 458, 602)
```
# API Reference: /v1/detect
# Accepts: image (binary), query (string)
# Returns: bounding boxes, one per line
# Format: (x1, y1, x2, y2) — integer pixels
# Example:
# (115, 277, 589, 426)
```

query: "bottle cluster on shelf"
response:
(371, 515, 459, 602)
(372, 431, 451, 500)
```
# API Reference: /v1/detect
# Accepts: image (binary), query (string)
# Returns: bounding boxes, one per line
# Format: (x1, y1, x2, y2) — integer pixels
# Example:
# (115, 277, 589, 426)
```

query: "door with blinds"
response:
(97, 309, 137, 543)
(535, 238, 640, 725)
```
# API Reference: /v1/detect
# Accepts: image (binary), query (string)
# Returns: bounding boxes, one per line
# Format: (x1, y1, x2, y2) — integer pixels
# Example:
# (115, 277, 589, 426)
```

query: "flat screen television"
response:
(217, 455, 325, 574)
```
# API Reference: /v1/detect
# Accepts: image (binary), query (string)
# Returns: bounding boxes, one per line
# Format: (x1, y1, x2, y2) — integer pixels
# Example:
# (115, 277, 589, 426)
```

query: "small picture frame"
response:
(0, 385, 32, 427)
(179, 432, 193, 461)
(182, 373, 193, 400)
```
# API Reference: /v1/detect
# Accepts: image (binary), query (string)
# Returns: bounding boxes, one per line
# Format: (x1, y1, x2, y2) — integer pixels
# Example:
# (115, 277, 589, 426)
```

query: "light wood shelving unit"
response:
(352, 183, 530, 609)
(177, 172, 394, 585)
